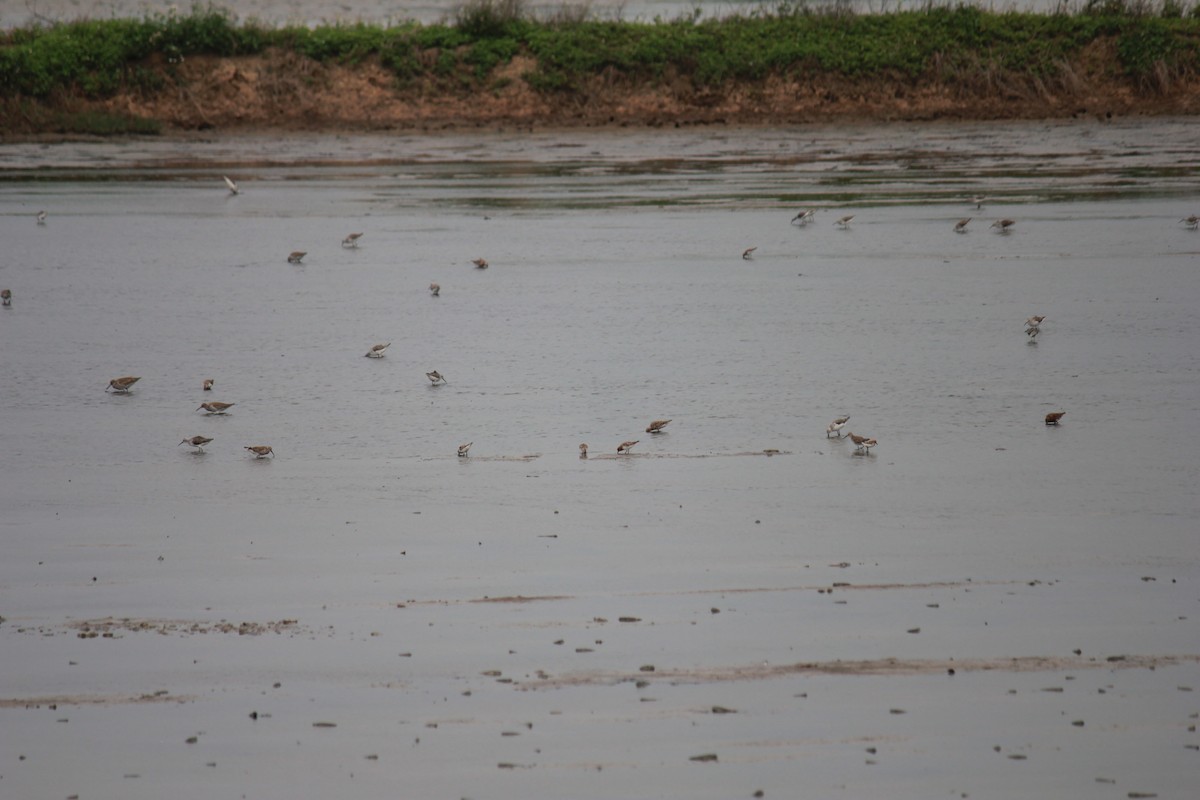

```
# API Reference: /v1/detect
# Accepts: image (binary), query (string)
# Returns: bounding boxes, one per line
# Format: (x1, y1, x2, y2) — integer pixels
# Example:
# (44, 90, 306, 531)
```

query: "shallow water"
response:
(2, 118, 1198, 798)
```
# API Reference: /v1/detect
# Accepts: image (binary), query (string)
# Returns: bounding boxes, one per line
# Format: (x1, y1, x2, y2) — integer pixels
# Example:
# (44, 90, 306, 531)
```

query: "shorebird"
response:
(106, 376, 141, 393)
(245, 445, 274, 458)
(36, 210, 47, 224)
(970, 195, 987, 209)
(203, 378, 214, 391)
(365, 342, 390, 358)
(472, 258, 489, 269)
(846, 432, 869, 452)
(954, 217, 971, 233)
(1026, 326, 1040, 340)
(178, 435, 213, 452)
(991, 219, 1015, 233)
(342, 232, 363, 248)
(579, 443, 588, 458)
(742, 247, 757, 260)
(791, 209, 815, 226)
(223, 176, 239, 195)
(1025, 315, 1046, 330)
(1045, 411, 1066, 425)
(1180, 215, 1199, 230)
(645, 419, 671, 434)
(458, 442, 473, 458)
(826, 415, 850, 438)
(1, 289, 10, 307)
(197, 401, 235, 414)
(429, 282, 440, 296)
(835, 215, 855, 228)
(861, 436, 878, 453)
(617, 440, 639, 453)
(287, 251, 306, 264)
(426, 370, 446, 384)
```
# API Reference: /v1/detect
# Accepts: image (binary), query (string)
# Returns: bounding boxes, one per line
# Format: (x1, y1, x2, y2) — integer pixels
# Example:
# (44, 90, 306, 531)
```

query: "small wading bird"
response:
(954, 217, 971, 233)
(197, 401, 235, 415)
(106, 376, 141, 393)
(742, 247, 757, 260)
(826, 415, 850, 438)
(342, 232, 363, 248)
(791, 209, 815, 226)
(429, 283, 440, 296)
(835, 215, 855, 229)
(1, 289, 11, 307)
(617, 440, 639, 454)
(991, 219, 1015, 233)
(365, 342, 390, 358)
(203, 378, 214, 391)
(36, 210, 47, 225)
(579, 443, 588, 458)
(861, 436, 878, 453)
(426, 370, 446, 385)
(970, 195, 987, 209)
(646, 419, 671, 434)
(223, 176, 239, 195)
(472, 258, 489, 269)
(178, 435, 213, 452)
(1180, 215, 1199, 230)
(1045, 411, 1066, 426)
(1025, 315, 1045, 341)
(287, 251, 306, 264)
(458, 442, 472, 458)
(846, 432, 872, 453)
(245, 445, 274, 458)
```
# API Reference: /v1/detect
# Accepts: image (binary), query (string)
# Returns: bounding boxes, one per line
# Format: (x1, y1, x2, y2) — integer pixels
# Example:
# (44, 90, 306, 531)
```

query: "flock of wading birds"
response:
(11, 185, 1199, 458)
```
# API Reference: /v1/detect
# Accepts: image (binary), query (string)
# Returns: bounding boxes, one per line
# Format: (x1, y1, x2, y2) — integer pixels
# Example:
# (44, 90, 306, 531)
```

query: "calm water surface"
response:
(1, 118, 1198, 799)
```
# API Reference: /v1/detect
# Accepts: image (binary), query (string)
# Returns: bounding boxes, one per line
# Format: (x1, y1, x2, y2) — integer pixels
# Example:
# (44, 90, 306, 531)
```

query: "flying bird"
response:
(179, 435, 213, 452)
(458, 442, 473, 458)
(645, 419, 671, 434)
(223, 176, 239, 195)
(617, 440, 639, 453)
(342, 232, 363, 248)
(245, 445, 274, 458)
(826, 415, 850, 438)
(287, 251, 307, 264)
(196, 401, 235, 414)
(365, 342, 391, 358)
(106, 376, 141, 393)
(1045, 411, 1066, 425)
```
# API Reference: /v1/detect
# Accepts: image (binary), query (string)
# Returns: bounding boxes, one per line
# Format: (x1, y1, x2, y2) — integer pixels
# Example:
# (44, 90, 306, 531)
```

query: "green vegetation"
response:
(2, 1, 1198, 103)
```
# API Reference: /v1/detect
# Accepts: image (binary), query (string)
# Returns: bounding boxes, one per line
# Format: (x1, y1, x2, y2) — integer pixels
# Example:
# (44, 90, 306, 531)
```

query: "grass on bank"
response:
(2, 1, 1199, 105)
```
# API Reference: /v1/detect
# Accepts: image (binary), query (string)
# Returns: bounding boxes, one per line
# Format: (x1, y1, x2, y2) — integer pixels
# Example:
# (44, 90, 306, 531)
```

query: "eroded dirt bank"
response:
(9, 44, 1200, 136)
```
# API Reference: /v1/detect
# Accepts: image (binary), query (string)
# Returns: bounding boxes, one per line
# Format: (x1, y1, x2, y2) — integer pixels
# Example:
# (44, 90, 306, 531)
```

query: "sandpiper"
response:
(826, 415, 850, 438)
(223, 176, 239, 195)
(1025, 315, 1046, 330)
(245, 445, 274, 458)
(179, 435, 213, 452)
(970, 195, 987, 209)
(835, 215, 855, 228)
(342, 232, 363, 248)
(426, 370, 446, 384)
(1045, 411, 1066, 425)
(429, 282, 440, 296)
(954, 217, 971, 233)
(203, 378, 214, 391)
(458, 442, 473, 458)
(645, 419, 671, 434)
(472, 258, 489, 269)
(365, 342, 391, 358)
(1, 289, 10, 307)
(617, 440, 639, 453)
(991, 219, 1015, 233)
(197, 401, 235, 414)
(791, 209, 815, 226)
(106, 376, 141, 393)
(846, 432, 869, 452)
(36, 210, 47, 224)
(579, 443, 588, 458)
(742, 247, 757, 260)
(861, 436, 878, 453)
(287, 251, 306, 264)
(1180, 215, 1199, 230)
